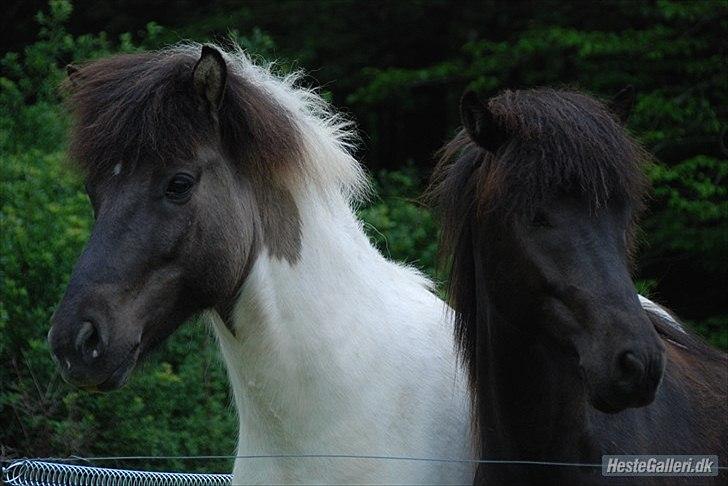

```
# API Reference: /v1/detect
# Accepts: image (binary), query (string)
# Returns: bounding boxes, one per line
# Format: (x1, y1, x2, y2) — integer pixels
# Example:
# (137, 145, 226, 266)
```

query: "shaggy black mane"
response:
(434, 88, 651, 219)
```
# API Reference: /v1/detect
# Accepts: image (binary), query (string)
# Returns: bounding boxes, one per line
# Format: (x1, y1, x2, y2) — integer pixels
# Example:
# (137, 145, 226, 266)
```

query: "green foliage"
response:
(359, 165, 438, 278)
(644, 155, 727, 261)
(687, 315, 728, 351)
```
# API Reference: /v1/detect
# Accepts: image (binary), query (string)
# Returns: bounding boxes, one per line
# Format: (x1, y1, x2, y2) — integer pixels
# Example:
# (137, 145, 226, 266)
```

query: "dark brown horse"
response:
(430, 88, 727, 485)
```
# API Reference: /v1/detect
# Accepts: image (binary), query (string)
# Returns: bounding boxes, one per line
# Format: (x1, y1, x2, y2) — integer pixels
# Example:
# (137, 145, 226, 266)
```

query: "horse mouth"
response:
(587, 385, 658, 414)
(588, 393, 627, 414)
(578, 366, 628, 414)
(83, 343, 140, 392)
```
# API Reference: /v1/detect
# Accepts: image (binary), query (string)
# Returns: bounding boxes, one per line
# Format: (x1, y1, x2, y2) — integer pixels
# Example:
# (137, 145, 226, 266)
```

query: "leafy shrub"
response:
(359, 165, 438, 278)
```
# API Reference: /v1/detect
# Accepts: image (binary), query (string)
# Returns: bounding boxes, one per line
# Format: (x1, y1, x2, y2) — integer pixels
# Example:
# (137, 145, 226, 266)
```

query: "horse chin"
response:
(81, 343, 141, 393)
(579, 366, 630, 414)
(588, 393, 628, 414)
(585, 375, 660, 414)
(588, 387, 661, 413)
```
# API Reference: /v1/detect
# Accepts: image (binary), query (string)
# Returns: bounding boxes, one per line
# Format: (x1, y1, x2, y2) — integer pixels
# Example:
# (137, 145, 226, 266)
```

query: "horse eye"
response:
(531, 211, 551, 228)
(165, 173, 195, 201)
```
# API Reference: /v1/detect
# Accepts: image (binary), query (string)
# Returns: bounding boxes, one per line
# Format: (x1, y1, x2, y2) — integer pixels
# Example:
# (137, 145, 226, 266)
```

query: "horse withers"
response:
(431, 87, 727, 485)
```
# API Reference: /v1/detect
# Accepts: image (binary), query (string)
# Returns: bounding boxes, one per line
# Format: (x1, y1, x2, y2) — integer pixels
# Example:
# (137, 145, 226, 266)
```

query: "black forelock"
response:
(454, 88, 651, 218)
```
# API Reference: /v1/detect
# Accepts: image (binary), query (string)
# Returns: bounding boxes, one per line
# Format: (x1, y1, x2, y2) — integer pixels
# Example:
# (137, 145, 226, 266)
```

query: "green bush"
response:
(359, 164, 438, 279)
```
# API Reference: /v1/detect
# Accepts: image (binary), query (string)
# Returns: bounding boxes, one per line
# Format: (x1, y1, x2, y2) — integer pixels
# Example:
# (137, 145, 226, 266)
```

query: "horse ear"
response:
(460, 90, 507, 153)
(609, 85, 635, 124)
(192, 45, 227, 114)
(66, 64, 79, 87)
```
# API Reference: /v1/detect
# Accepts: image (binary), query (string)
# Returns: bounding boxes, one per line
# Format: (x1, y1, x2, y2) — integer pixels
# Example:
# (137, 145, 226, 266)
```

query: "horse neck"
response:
(476, 300, 592, 462)
(209, 182, 438, 448)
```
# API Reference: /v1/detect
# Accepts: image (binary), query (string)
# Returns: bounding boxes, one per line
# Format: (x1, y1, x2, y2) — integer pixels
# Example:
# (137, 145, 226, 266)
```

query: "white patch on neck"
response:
(207, 189, 473, 483)
(639, 295, 685, 333)
(112, 163, 122, 176)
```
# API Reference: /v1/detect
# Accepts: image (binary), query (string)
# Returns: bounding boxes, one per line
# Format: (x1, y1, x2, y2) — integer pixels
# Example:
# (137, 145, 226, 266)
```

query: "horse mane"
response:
(440, 89, 652, 217)
(429, 88, 655, 402)
(427, 129, 482, 375)
(63, 42, 367, 202)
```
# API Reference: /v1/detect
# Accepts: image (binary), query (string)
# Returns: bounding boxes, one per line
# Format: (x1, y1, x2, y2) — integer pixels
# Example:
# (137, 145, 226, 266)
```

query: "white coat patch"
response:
(639, 295, 685, 333)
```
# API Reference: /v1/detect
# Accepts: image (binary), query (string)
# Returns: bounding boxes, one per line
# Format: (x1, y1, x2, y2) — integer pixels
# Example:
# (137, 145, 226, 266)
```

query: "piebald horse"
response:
(431, 88, 727, 485)
(48, 44, 473, 484)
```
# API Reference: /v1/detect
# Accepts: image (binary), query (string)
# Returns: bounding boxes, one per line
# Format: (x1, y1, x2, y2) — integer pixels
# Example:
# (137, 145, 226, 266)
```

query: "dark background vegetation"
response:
(1, 0, 726, 473)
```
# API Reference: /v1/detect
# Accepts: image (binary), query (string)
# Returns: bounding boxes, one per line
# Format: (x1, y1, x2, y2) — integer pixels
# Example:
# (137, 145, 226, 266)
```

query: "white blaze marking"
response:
(113, 163, 122, 176)
(65, 358, 71, 370)
(92, 349, 99, 358)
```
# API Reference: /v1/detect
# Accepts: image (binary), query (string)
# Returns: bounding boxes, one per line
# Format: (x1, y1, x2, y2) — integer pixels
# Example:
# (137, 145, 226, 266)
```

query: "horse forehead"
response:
(195, 146, 223, 163)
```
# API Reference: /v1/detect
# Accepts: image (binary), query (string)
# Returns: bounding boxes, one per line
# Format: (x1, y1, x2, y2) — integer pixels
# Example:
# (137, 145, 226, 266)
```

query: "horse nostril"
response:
(75, 320, 102, 361)
(617, 351, 645, 387)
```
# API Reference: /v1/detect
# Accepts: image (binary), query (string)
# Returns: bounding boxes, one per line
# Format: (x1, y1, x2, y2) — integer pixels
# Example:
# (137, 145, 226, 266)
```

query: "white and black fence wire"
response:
(1, 454, 606, 486)
(2, 459, 232, 486)
(4, 454, 724, 485)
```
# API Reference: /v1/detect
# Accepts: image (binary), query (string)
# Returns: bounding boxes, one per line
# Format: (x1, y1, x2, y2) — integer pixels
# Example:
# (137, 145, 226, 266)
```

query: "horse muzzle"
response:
(582, 347, 665, 414)
(48, 314, 141, 391)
